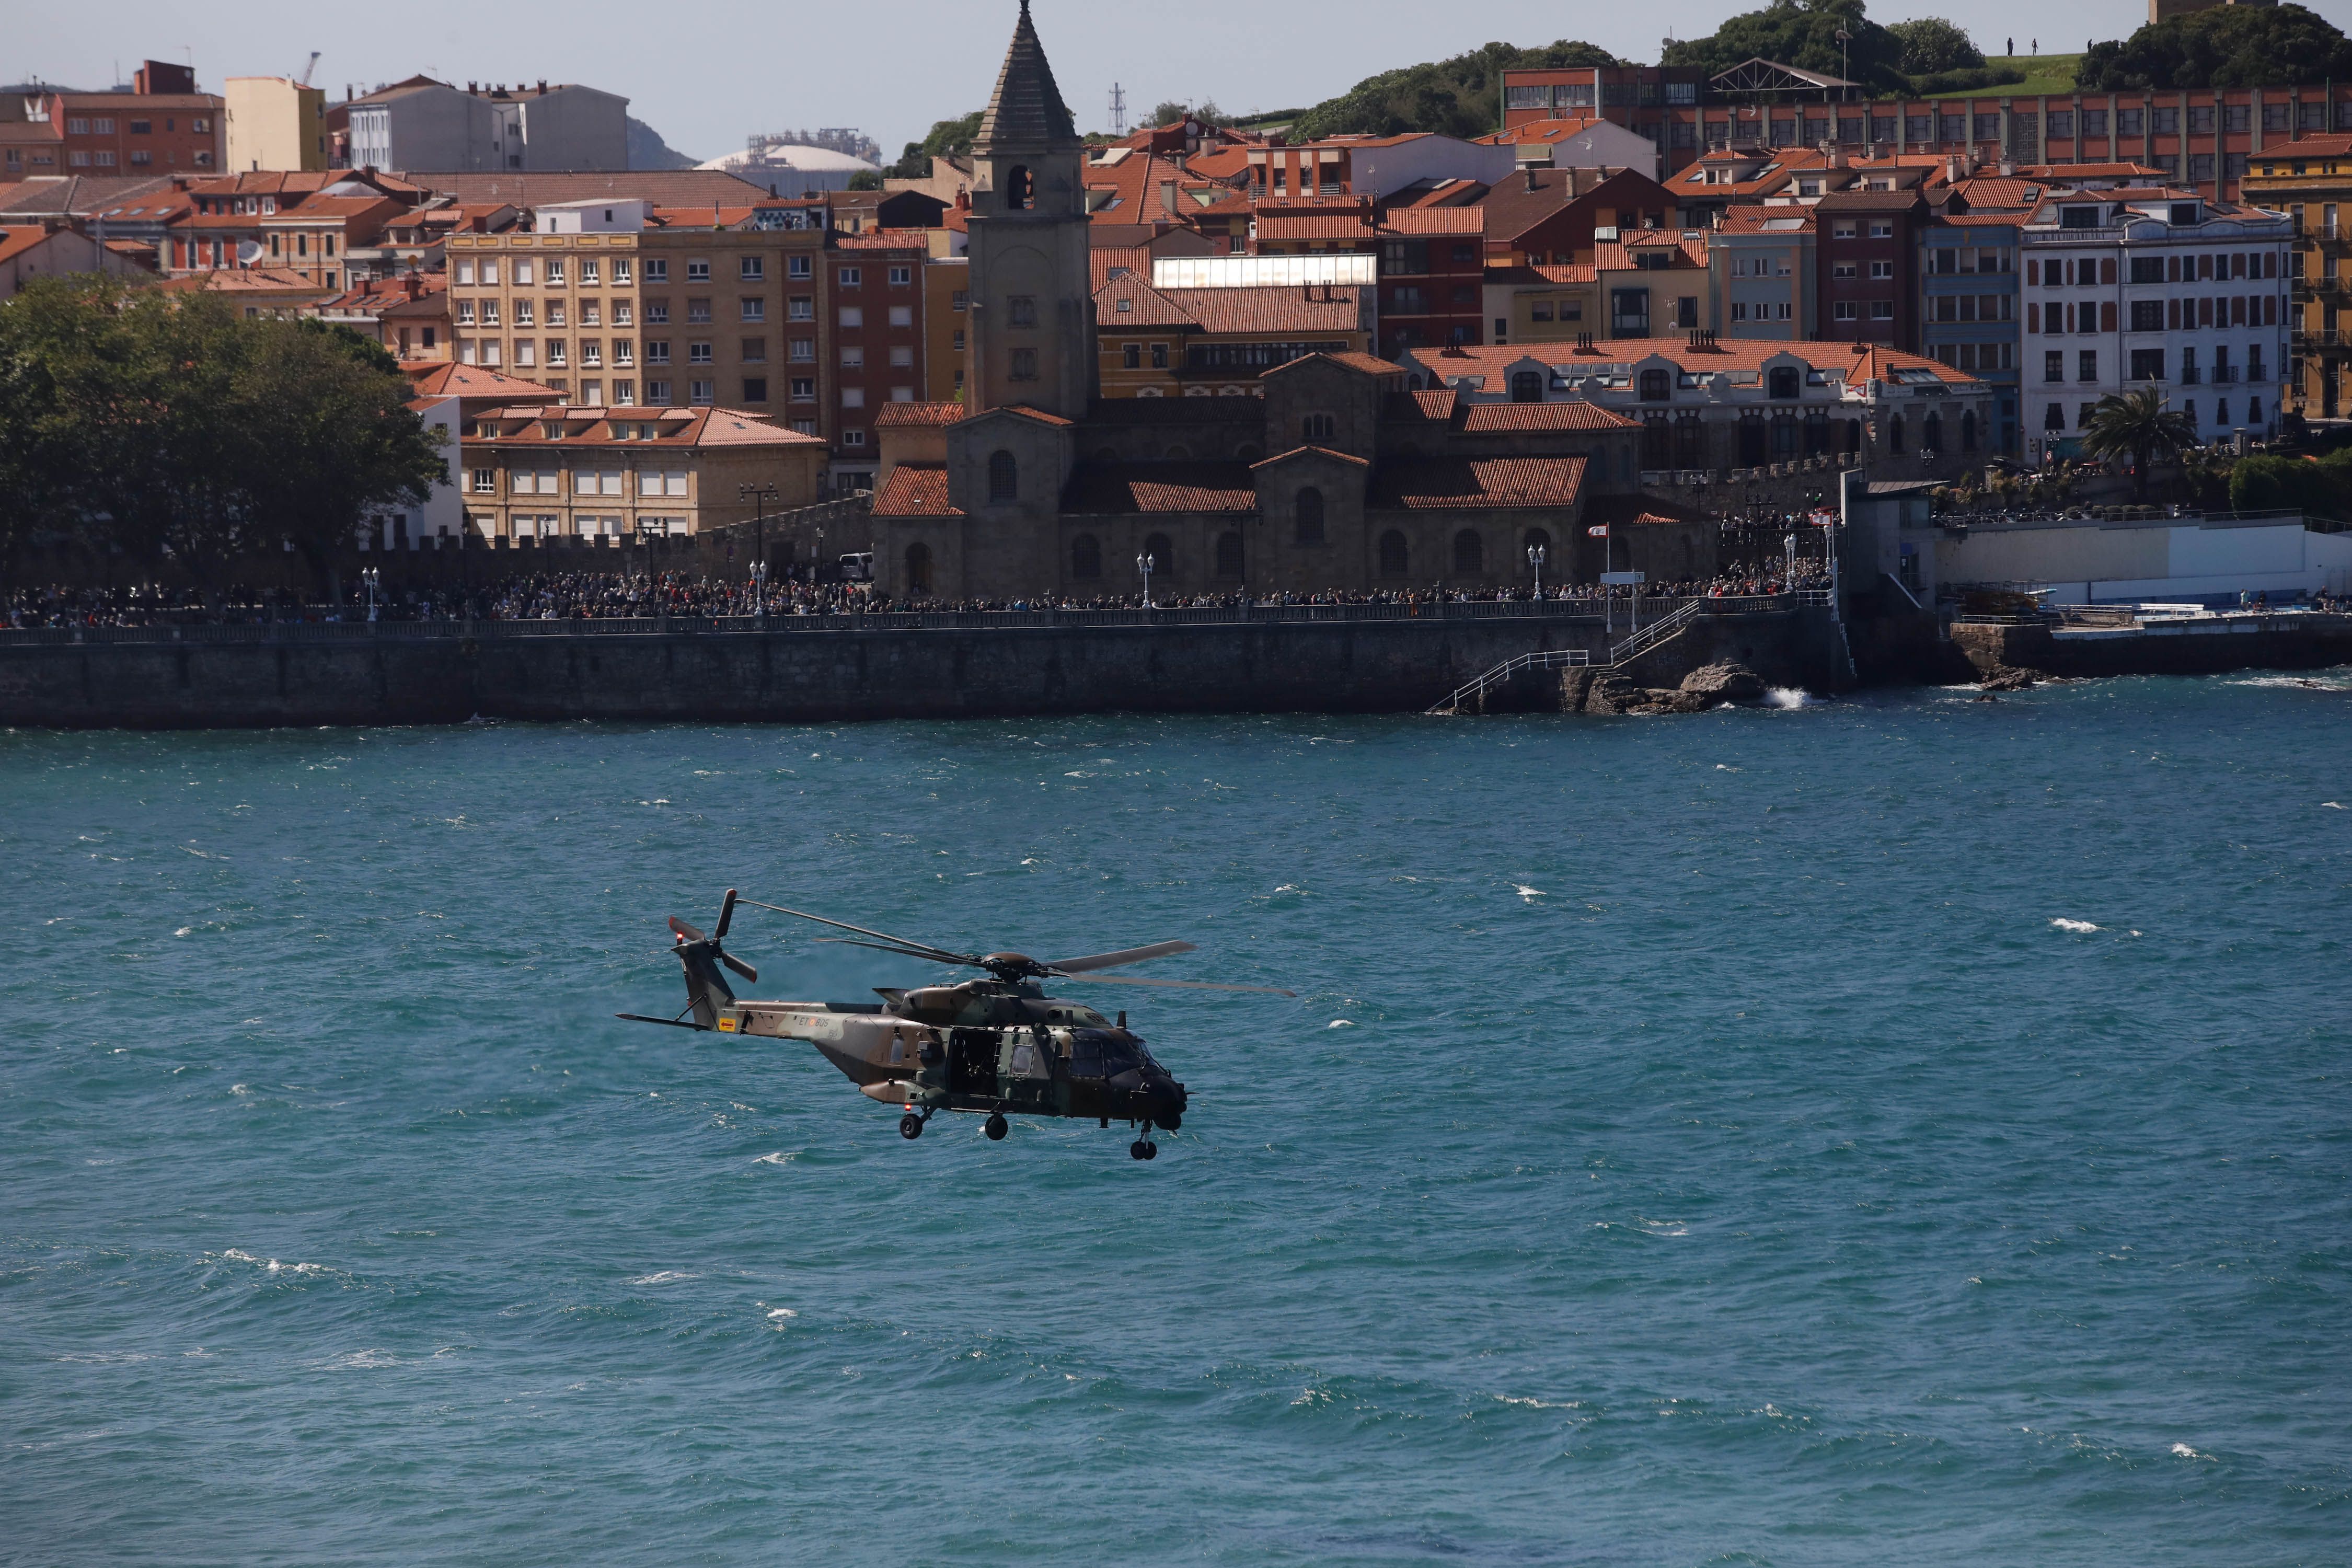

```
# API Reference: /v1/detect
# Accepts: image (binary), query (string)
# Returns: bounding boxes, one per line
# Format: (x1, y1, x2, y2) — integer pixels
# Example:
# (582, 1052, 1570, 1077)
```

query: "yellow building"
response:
(1482, 262, 1598, 347)
(458, 403, 827, 544)
(224, 77, 328, 172)
(923, 250, 969, 405)
(444, 198, 831, 437)
(2245, 136, 2352, 420)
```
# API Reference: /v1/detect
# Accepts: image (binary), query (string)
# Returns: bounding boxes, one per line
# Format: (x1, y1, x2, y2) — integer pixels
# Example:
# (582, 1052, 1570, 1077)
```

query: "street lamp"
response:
(738, 480, 778, 582)
(361, 567, 380, 622)
(1527, 542, 1547, 598)
(633, 519, 664, 608)
(1834, 27, 1851, 98)
(750, 557, 769, 621)
(1136, 551, 1156, 608)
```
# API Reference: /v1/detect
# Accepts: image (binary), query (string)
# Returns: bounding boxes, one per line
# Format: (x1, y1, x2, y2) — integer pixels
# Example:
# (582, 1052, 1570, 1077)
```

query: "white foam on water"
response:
(753, 1151, 794, 1165)
(767, 1308, 797, 1320)
(1493, 1394, 1576, 1409)
(1272, 884, 1304, 895)
(2171, 1442, 2213, 1460)
(2325, 802, 2345, 810)
(326, 1348, 400, 1369)
(630, 1271, 697, 1285)
(174, 927, 193, 937)
(1327, 1019, 1353, 1029)
(1715, 764, 1740, 771)
(2051, 918, 2100, 933)
(1513, 884, 1544, 901)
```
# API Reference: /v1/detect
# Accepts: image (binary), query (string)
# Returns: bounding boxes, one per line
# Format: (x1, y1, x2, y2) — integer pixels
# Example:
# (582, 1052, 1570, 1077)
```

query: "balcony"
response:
(2211, 365, 2241, 383)
(2180, 366, 2203, 384)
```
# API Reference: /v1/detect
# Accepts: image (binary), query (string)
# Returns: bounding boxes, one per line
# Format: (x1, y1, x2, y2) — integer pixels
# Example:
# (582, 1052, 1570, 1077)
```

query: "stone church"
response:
(867, 4, 1705, 602)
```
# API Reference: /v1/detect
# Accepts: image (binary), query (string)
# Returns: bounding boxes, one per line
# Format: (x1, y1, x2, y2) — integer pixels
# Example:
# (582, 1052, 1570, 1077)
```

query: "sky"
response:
(13, 0, 2352, 166)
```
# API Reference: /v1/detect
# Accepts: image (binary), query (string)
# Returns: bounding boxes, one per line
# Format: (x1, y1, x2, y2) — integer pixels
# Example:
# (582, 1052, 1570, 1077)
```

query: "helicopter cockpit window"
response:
(1009, 1033, 1049, 1078)
(1068, 1029, 1143, 1079)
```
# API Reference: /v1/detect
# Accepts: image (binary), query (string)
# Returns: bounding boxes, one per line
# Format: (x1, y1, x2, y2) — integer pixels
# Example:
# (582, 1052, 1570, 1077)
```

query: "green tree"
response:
(886, 110, 984, 179)
(2230, 448, 2352, 517)
(2080, 385, 2198, 502)
(1288, 39, 1621, 142)
(2078, 3, 2352, 89)
(232, 317, 448, 597)
(1886, 17, 1983, 75)
(1662, 0, 1908, 94)
(845, 169, 883, 191)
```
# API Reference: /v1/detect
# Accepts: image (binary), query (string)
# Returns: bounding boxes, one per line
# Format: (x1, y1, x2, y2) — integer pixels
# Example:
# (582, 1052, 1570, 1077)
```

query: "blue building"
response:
(1920, 214, 2020, 455)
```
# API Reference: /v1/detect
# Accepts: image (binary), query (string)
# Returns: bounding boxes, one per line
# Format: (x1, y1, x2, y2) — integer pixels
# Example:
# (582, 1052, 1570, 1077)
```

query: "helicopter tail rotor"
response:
(667, 890, 756, 1026)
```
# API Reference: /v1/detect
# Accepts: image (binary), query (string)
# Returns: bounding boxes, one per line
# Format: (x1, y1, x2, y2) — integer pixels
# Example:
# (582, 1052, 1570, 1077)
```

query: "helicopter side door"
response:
(1001, 1027, 1056, 1113)
(947, 1029, 999, 1099)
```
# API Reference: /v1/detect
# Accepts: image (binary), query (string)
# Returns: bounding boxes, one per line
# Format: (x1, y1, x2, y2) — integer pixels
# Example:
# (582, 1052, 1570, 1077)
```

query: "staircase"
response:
(1427, 648, 1591, 716)
(1428, 592, 1835, 715)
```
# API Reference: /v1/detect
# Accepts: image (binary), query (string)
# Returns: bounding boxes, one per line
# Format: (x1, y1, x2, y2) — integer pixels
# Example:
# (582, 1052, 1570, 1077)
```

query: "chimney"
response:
(1999, 159, 2015, 176)
(1524, 165, 1538, 193)
(1159, 180, 1178, 216)
(537, 79, 548, 95)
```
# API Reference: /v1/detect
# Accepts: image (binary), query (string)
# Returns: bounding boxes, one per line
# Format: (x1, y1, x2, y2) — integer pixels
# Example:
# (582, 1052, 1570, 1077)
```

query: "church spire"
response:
(975, 1, 1077, 153)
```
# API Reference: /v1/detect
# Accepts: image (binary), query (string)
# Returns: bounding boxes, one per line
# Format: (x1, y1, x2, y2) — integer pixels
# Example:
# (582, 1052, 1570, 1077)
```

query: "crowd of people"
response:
(5, 566, 1835, 629)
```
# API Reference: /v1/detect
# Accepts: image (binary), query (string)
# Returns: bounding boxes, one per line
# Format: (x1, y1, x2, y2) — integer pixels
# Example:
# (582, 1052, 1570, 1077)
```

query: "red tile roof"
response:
(875, 464, 961, 516)
(1370, 456, 1587, 510)
(1000, 404, 1074, 427)
(832, 226, 931, 250)
(404, 362, 563, 402)
(0, 226, 54, 267)
(1300, 350, 1402, 378)
(874, 401, 966, 429)
(1460, 401, 1639, 432)
(463, 406, 823, 449)
(1378, 205, 1484, 236)
(1064, 463, 1257, 514)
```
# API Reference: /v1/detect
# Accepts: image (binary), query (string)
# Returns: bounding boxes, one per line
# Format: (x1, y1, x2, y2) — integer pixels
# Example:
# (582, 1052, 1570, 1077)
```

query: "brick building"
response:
(826, 228, 934, 491)
(2, 64, 223, 181)
(1814, 189, 1930, 347)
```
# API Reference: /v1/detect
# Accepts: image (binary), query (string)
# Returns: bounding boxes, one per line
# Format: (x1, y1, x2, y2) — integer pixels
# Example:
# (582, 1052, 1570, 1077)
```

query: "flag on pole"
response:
(1586, 524, 1609, 537)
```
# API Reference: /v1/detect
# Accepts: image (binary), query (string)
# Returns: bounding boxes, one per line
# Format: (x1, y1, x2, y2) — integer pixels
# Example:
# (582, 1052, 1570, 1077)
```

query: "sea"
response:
(4, 672, 2349, 1566)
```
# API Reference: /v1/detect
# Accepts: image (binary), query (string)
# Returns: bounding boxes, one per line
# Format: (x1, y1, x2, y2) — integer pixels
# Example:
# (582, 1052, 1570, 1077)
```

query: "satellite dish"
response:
(236, 239, 264, 265)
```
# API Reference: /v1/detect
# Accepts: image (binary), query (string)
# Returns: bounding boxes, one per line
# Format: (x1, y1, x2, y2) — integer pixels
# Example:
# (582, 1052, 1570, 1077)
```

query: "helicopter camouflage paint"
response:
(619, 892, 1294, 1160)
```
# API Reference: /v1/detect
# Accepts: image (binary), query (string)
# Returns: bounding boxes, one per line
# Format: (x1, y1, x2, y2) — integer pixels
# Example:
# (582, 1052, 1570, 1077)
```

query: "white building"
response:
(343, 77, 628, 174)
(696, 144, 878, 195)
(2020, 188, 2291, 454)
(371, 392, 463, 548)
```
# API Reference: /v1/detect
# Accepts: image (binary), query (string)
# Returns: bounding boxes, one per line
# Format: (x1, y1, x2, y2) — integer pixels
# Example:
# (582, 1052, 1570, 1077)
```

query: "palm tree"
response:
(2080, 385, 2199, 503)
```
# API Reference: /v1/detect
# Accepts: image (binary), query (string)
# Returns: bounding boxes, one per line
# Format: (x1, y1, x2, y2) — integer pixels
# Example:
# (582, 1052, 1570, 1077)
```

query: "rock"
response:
(1978, 665, 2040, 692)
(1665, 689, 1716, 713)
(1580, 673, 1642, 714)
(1679, 661, 1767, 704)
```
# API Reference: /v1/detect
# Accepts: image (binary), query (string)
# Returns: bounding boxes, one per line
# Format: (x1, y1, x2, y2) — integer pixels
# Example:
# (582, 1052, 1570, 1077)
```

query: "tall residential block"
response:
(226, 77, 328, 172)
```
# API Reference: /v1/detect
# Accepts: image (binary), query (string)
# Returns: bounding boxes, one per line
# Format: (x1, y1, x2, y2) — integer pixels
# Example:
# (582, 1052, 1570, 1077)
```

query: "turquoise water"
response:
(5, 675, 2350, 1565)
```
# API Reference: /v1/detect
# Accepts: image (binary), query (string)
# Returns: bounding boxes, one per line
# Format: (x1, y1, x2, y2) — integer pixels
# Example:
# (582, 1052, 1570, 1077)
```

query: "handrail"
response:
(1608, 597, 1704, 664)
(1427, 648, 1594, 714)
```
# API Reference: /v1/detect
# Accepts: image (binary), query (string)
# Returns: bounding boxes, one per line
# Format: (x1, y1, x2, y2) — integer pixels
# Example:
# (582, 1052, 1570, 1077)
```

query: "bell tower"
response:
(965, 2, 1096, 420)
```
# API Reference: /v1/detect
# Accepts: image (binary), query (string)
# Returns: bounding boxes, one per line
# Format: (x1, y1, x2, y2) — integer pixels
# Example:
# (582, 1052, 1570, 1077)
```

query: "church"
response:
(866, 4, 1704, 603)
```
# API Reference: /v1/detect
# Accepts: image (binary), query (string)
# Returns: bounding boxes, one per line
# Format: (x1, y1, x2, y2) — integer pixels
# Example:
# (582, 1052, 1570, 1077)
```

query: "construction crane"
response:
(295, 51, 320, 87)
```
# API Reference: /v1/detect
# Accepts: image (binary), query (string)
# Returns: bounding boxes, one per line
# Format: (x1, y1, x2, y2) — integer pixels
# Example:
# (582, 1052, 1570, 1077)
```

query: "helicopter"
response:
(617, 891, 1295, 1160)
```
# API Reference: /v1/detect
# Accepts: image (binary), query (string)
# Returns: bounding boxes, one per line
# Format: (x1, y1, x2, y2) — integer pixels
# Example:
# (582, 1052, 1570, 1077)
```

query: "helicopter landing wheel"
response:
(1129, 1139, 1150, 1160)
(984, 1113, 1009, 1142)
(898, 1112, 924, 1140)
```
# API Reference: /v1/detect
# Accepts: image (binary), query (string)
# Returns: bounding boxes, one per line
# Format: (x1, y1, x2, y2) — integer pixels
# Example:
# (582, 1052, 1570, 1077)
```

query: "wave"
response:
(2051, 918, 2100, 933)
(628, 1271, 698, 1285)
(1763, 687, 1815, 709)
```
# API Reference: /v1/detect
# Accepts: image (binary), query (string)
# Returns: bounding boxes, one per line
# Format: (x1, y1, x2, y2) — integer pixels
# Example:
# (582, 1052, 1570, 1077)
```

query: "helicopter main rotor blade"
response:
(1057, 973, 1296, 997)
(668, 916, 707, 943)
(719, 950, 758, 984)
(733, 900, 982, 967)
(1044, 940, 1198, 974)
(815, 937, 980, 967)
(715, 888, 739, 941)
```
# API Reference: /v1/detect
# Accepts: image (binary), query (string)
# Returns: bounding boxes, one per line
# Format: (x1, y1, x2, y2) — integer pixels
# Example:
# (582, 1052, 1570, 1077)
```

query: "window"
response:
(1834, 301, 1858, 321)
(741, 297, 766, 322)
(788, 255, 811, 279)
(1974, 114, 1999, 141)
(469, 468, 495, 493)
(688, 342, 713, 364)
(1870, 301, 1895, 319)
(1832, 262, 1858, 279)
(888, 305, 913, 328)
(1295, 488, 1324, 544)
(741, 338, 766, 363)
(614, 259, 632, 284)
(546, 340, 567, 366)
(545, 259, 564, 284)
(1378, 531, 1409, 576)
(690, 380, 714, 405)
(648, 380, 671, 405)
(1008, 295, 1036, 327)
(740, 256, 765, 281)
(1009, 347, 1038, 381)
(2131, 300, 2165, 332)
(646, 340, 671, 365)
(743, 377, 768, 403)
(1768, 365, 1800, 399)
(581, 340, 602, 367)
(1869, 223, 1893, 239)
(685, 299, 711, 324)
(645, 301, 670, 325)
(1638, 368, 1671, 402)
(2079, 351, 2099, 383)
(645, 259, 668, 283)
(1302, 412, 1336, 441)
(790, 378, 815, 400)
(838, 306, 863, 329)
(2130, 348, 2166, 381)
(1869, 260, 1894, 279)
(888, 264, 912, 285)
(1071, 534, 1102, 579)
(1122, 342, 1140, 369)
(1451, 530, 1483, 575)
(988, 449, 1018, 502)
(686, 260, 710, 282)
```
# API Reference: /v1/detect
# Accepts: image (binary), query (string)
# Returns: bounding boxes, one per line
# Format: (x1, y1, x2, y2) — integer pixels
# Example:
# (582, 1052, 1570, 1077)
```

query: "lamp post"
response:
(1136, 550, 1156, 608)
(750, 557, 769, 622)
(1834, 27, 1851, 98)
(1527, 542, 1547, 599)
(738, 480, 778, 581)
(634, 519, 663, 610)
(361, 567, 380, 622)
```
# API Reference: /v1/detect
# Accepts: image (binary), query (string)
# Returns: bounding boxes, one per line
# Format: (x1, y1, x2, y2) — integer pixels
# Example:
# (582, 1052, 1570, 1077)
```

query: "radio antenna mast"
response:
(1109, 82, 1126, 137)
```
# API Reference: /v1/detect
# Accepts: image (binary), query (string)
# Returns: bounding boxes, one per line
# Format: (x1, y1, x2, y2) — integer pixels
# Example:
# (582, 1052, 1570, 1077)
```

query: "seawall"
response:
(0, 606, 1848, 730)
(1949, 613, 2352, 681)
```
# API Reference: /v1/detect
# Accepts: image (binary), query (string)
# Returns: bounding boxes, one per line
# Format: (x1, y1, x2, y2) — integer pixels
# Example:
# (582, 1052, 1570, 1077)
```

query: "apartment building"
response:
(456, 402, 827, 544)
(1708, 206, 1816, 340)
(1920, 215, 2022, 453)
(1483, 262, 1597, 347)
(827, 228, 933, 490)
(1594, 230, 1710, 337)
(1477, 165, 1678, 268)
(442, 199, 833, 445)
(224, 77, 327, 172)
(1816, 189, 1929, 345)
(1091, 264, 1373, 397)
(2, 67, 223, 180)
(2019, 188, 2291, 453)
(1377, 206, 1485, 352)
(165, 169, 424, 289)
(924, 253, 970, 403)
(338, 77, 628, 174)
(1241, 133, 1513, 202)
(2240, 135, 2352, 419)
(315, 272, 452, 360)
(1501, 64, 2352, 203)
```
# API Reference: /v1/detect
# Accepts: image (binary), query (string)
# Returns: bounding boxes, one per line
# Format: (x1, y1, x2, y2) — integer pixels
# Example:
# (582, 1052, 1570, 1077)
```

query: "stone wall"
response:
(1948, 615, 2352, 679)
(0, 608, 1848, 730)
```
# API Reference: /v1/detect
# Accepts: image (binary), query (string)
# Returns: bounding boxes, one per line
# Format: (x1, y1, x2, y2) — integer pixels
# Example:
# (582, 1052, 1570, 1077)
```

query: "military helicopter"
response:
(618, 891, 1295, 1160)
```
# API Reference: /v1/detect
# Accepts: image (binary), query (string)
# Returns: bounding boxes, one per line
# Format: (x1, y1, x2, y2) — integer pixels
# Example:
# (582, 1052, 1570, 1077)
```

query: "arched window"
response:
(1641, 412, 1673, 469)
(1005, 165, 1033, 210)
(1378, 529, 1409, 576)
(1452, 529, 1483, 575)
(1163, 444, 1191, 460)
(1767, 364, 1801, 399)
(1070, 534, 1101, 579)
(1295, 487, 1325, 544)
(1215, 531, 1244, 578)
(904, 542, 932, 596)
(1302, 412, 1336, 442)
(1771, 413, 1800, 459)
(1638, 368, 1672, 402)
(1511, 370, 1544, 403)
(1845, 418, 1864, 454)
(987, 449, 1018, 502)
(1923, 410, 1943, 453)
(1961, 409, 1978, 452)
(1143, 532, 1174, 581)
(1888, 413, 1906, 454)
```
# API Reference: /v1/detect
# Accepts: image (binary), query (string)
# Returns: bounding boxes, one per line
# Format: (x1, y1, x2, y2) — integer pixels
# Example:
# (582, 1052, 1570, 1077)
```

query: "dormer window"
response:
(2170, 203, 2198, 225)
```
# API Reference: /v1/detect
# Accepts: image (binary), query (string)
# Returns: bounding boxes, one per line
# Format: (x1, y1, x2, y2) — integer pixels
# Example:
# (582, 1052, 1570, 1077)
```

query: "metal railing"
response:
(1427, 647, 1593, 714)
(1427, 591, 1833, 714)
(1608, 597, 1705, 664)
